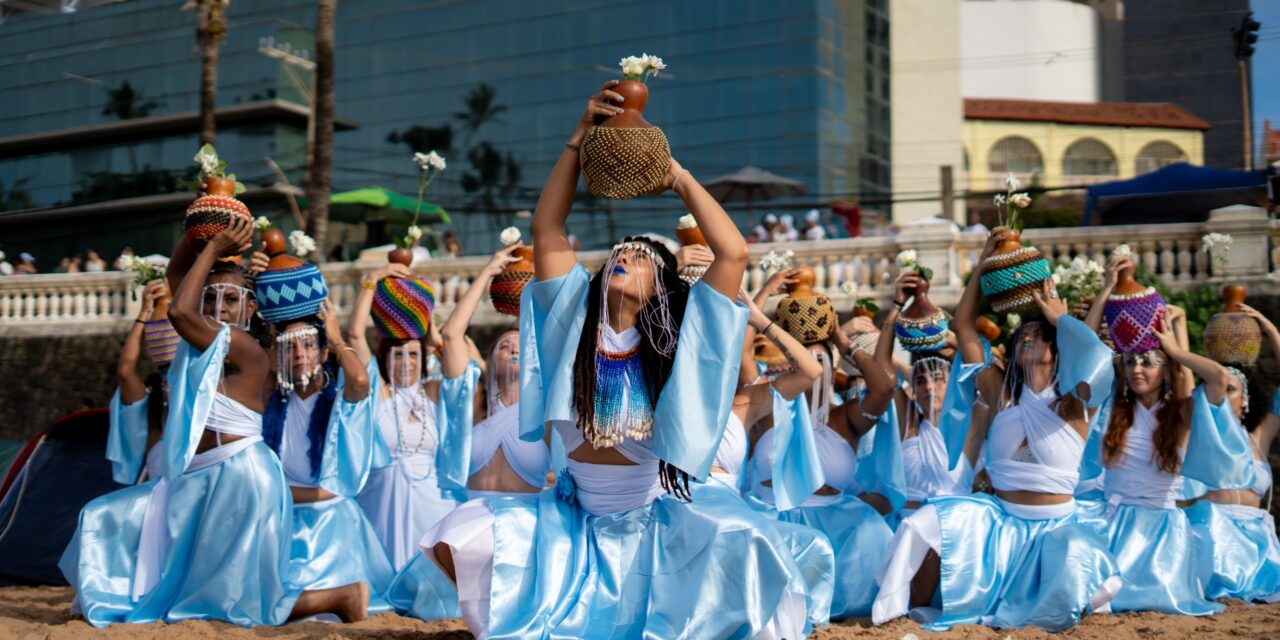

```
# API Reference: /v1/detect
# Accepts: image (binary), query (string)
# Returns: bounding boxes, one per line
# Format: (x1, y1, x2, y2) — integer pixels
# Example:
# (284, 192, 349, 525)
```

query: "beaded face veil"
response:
(911, 356, 950, 425)
(600, 240, 679, 358)
(202, 282, 253, 331)
(388, 343, 422, 390)
(487, 331, 520, 412)
(807, 343, 837, 428)
(1226, 366, 1249, 417)
(276, 325, 323, 392)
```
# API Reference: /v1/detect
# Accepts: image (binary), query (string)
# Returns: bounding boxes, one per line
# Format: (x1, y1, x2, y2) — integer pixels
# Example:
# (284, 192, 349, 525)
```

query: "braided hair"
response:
(261, 315, 338, 480)
(571, 237, 694, 499)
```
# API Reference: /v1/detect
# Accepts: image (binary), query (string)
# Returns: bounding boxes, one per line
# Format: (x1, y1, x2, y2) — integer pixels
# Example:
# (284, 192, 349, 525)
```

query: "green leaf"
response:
(234, 181, 246, 195)
(919, 266, 934, 282)
(856, 297, 879, 313)
(198, 143, 217, 157)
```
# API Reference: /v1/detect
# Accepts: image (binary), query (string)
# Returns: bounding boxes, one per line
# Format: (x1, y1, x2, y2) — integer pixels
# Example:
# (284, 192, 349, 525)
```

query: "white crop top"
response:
(471, 401, 549, 490)
(377, 387, 439, 481)
(1103, 400, 1183, 509)
(985, 385, 1083, 495)
(751, 422, 858, 493)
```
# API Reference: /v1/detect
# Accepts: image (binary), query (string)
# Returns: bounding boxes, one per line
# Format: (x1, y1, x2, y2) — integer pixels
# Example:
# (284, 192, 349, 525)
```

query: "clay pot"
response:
(200, 176, 237, 197)
(775, 265, 836, 345)
(489, 245, 535, 316)
(602, 80, 652, 128)
(895, 274, 949, 352)
(1204, 285, 1261, 366)
(976, 316, 1002, 342)
(388, 247, 414, 267)
(261, 227, 303, 271)
(185, 176, 251, 241)
(852, 305, 876, 320)
(152, 293, 171, 320)
(901, 272, 938, 319)
(978, 229, 1052, 314)
(675, 226, 707, 247)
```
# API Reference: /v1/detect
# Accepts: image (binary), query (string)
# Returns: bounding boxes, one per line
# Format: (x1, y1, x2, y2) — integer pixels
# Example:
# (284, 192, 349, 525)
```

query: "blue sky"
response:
(1253, 1, 1279, 160)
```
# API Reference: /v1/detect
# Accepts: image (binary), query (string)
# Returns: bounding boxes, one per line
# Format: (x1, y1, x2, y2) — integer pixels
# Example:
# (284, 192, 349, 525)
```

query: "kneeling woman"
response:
(62, 218, 366, 626)
(873, 228, 1121, 632)
(426, 84, 819, 639)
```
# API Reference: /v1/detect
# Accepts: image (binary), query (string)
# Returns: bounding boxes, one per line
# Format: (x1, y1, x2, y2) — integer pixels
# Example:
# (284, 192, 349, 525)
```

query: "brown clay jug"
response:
(261, 227, 304, 271)
(602, 80, 652, 128)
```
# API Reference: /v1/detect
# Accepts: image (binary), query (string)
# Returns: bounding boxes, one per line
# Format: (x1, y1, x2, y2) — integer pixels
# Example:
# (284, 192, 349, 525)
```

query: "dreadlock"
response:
(570, 237, 694, 499)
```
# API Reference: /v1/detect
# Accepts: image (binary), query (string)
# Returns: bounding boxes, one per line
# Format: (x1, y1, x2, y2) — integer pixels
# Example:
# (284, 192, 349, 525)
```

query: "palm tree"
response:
(184, 0, 230, 146)
(102, 81, 161, 172)
(453, 83, 507, 144)
(304, 0, 337, 261)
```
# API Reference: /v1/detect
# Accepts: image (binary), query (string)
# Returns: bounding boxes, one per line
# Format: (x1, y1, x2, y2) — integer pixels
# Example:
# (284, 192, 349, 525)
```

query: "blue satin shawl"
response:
(160, 326, 231, 481)
(107, 389, 149, 485)
(315, 358, 387, 497)
(436, 360, 482, 492)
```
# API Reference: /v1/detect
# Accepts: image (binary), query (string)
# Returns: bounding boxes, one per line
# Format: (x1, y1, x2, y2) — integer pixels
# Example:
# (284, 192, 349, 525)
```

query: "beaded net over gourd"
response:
(184, 193, 252, 241)
(777, 294, 836, 345)
(144, 319, 181, 367)
(256, 262, 328, 324)
(489, 269, 533, 317)
(580, 126, 672, 200)
(979, 246, 1053, 313)
(1204, 313, 1262, 366)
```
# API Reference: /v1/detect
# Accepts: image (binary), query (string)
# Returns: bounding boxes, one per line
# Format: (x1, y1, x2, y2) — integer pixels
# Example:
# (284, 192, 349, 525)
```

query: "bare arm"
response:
(442, 244, 522, 379)
(835, 350, 893, 439)
(875, 273, 920, 370)
(1240, 303, 1280, 364)
(1153, 316, 1230, 405)
(955, 229, 1005, 365)
(1085, 255, 1129, 332)
(118, 280, 169, 403)
(168, 217, 253, 352)
(320, 302, 369, 402)
(346, 263, 411, 365)
(667, 159, 748, 298)
(164, 235, 203, 302)
(532, 82, 624, 280)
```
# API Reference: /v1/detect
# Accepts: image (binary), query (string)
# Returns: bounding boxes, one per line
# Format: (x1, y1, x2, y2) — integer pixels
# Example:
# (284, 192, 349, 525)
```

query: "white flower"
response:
(1201, 233, 1233, 253)
(1113, 243, 1132, 257)
(253, 216, 272, 231)
(194, 146, 219, 176)
(643, 53, 666, 74)
(499, 226, 521, 246)
(1006, 313, 1022, 329)
(425, 150, 447, 171)
(677, 213, 698, 230)
(840, 281, 858, 296)
(993, 194, 1006, 208)
(1004, 172, 1020, 191)
(1051, 272, 1062, 285)
(406, 225, 423, 241)
(619, 55, 647, 77)
(895, 249, 918, 268)
(288, 230, 317, 257)
(413, 152, 427, 169)
(760, 249, 795, 272)
(1010, 193, 1032, 209)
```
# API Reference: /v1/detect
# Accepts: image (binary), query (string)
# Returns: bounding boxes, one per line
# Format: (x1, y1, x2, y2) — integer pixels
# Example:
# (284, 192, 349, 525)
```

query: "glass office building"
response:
(0, 0, 889, 261)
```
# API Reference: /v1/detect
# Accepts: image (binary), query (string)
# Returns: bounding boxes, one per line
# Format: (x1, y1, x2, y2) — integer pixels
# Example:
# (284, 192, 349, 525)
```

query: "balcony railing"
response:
(2, 205, 1276, 335)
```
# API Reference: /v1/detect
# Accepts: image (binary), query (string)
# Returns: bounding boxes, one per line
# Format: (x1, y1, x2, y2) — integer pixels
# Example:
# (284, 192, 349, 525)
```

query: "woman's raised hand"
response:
(578, 81, 625, 130)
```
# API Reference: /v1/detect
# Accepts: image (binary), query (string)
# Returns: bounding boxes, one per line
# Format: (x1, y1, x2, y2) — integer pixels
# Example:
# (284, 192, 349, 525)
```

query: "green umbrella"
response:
(319, 186, 451, 225)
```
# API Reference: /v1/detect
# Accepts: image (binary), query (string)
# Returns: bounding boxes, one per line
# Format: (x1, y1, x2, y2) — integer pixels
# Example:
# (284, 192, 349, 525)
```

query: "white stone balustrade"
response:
(3, 206, 1277, 336)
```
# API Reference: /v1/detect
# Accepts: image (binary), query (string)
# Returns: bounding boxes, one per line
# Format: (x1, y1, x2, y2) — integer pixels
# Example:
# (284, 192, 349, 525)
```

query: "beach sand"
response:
(3, 585, 1278, 639)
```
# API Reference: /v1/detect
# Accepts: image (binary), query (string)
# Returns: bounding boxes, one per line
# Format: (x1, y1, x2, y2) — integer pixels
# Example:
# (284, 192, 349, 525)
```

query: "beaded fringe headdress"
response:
(911, 356, 950, 425)
(275, 325, 322, 392)
(201, 283, 252, 331)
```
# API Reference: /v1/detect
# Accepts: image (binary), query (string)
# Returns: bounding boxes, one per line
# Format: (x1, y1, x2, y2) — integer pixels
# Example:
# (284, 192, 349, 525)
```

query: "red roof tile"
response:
(964, 98, 1210, 131)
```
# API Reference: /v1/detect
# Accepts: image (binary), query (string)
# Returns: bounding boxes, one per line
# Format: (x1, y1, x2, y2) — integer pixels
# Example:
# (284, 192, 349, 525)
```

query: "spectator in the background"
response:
(750, 213, 778, 244)
(772, 214, 799, 242)
(0, 251, 12, 276)
(963, 210, 988, 235)
(55, 256, 82, 274)
(16, 253, 36, 274)
(442, 231, 464, 257)
(84, 249, 107, 272)
(802, 209, 827, 241)
(114, 246, 136, 270)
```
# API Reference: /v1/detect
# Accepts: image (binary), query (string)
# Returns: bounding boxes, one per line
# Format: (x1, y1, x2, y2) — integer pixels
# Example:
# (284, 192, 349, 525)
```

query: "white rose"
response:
(840, 281, 858, 296)
(1006, 313, 1021, 329)
(895, 249, 917, 268)
(1113, 244, 1132, 257)
(425, 151, 447, 171)
(1051, 273, 1062, 285)
(406, 225, 424, 240)
(677, 213, 697, 230)
(1010, 193, 1032, 209)
(499, 226, 521, 246)
(254, 216, 272, 231)
(620, 56, 647, 77)
(993, 194, 1006, 208)
(643, 53, 666, 74)
(1004, 173, 1020, 191)
(288, 230, 317, 257)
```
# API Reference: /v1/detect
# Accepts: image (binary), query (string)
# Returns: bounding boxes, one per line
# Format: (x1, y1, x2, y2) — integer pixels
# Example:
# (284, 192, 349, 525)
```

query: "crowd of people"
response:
(57, 83, 1279, 638)
(0, 247, 141, 275)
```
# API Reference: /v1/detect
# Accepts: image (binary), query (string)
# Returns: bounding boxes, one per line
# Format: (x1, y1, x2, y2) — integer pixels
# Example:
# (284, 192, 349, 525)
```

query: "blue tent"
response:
(1084, 163, 1270, 225)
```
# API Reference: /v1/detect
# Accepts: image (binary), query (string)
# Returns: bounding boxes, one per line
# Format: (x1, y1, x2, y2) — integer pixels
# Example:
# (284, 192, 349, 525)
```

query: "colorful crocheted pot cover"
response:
(183, 194, 252, 241)
(1204, 312, 1262, 366)
(895, 309, 949, 352)
(1103, 286, 1167, 353)
(580, 126, 672, 200)
(144, 319, 180, 367)
(979, 246, 1053, 314)
(255, 262, 329, 324)
(489, 268, 533, 317)
(373, 277, 436, 339)
(776, 294, 836, 345)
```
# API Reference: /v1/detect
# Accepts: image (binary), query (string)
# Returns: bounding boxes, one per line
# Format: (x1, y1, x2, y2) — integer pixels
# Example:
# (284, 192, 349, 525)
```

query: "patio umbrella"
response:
(702, 166, 807, 212)
(321, 187, 451, 225)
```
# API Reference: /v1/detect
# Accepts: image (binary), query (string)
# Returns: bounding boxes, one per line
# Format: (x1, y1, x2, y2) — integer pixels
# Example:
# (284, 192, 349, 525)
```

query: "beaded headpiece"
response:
(599, 240, 677, 357)
(275, 325, 322, 392)
(201, 282, 253, 331)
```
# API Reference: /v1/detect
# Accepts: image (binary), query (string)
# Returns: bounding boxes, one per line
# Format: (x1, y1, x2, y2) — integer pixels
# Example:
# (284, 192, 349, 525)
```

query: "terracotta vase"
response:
(1204, 285, 1262, 366)
(261, 227, 303, 271)
(978, 229, 1052, 314)
(184, 176, 252, 241)
(152, 292, 171, 320)
(852, 305, 876, 320)
(895, 274, 949, 352)
(754, 338, 793, 378)
(388, 247, 414, 267)
(1103, 264, 1167, 354)
(580, 79, 671, 200)
(976, 315, 1002, 342)
(675, 226, 707, 247)
(489, 245, 535, 316)
(775, 265, 836, 345)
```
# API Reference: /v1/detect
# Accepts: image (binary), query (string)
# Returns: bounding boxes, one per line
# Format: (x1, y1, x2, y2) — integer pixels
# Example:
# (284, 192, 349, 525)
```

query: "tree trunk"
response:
(199, 38, 219, 145)
(305, 0, 337, 262)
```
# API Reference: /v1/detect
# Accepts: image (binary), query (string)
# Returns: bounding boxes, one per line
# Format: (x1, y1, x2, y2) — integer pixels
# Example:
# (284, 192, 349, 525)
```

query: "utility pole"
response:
(939, 165, 955, 224)
(1232, 12, 1261, 171)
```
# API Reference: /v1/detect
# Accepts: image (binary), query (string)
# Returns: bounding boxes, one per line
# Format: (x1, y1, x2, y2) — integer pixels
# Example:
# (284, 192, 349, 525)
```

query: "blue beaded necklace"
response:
(591, 344, 654, 448)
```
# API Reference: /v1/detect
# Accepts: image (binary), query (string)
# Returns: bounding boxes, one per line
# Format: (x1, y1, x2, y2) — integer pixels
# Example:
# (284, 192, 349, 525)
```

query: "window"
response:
(1062, 138, 1118, 183)
(1134, 141, 1187, 175)
(988, 136, 1044, 178)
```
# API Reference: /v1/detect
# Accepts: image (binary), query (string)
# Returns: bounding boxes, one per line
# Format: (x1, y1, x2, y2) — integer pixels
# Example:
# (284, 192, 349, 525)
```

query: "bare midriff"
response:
(468, 447, 542, 493)
(995, 489, 1074, 505)
(1202, 488, 1262, 508)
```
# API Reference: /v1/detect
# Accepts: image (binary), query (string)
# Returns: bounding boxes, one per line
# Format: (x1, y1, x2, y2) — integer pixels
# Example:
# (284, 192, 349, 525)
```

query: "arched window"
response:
(1062, 138, 1118, 184)
(1134, 141, 1187, 175)
(988, 136, 1043, 187)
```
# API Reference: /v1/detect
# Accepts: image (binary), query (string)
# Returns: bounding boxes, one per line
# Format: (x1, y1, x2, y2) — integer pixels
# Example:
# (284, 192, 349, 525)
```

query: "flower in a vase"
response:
(1004, 173, 1020, 191)
(194, 144, 221, 176)
(253, 216, 272, 232)
(620, 55, 647, 79)
(677, 213, 697, 230)
(289, 230, 317, 257)
(500, 226, 522, 247)
(406, 225, 423, 241)
(643, 53, 666, 75)
(1010, 193, 1032, 209)
(1113, 243, 1132, 258)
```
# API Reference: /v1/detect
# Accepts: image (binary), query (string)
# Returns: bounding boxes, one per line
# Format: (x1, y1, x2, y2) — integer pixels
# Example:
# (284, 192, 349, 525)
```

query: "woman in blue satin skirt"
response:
(106, 278, 172, 486)
(424, 82, 821, 639)
(62, 218, 366, 626)
(1183, 362, 1280, 604)
(1080, 255, 1239, 616)
(745, 268, 898, 620)
(873, 227, 1121, 632)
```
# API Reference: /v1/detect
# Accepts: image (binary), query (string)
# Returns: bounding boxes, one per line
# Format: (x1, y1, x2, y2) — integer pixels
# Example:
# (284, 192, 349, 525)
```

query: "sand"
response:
(2, 586, 1278, 639)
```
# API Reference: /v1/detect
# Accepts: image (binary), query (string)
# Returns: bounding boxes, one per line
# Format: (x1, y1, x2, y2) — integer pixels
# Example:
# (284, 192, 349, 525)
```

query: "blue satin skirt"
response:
(1186, 501, 1280, 604)
(384, 550, 462, 620)
(927, 494, 1119, 631)
(479, 483, 810, 639)
(288, 496, 396, 613)
(1078, 500, 1223, 615)
(767, 494, 893, 619)
(60, 442, 299, 627)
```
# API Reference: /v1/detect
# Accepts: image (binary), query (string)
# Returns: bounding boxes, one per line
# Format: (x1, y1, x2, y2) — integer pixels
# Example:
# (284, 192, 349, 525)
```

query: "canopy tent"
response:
(1084, 163, 1270, 225)
(702, 166, 807, 208)
(320, 187, 451, 225)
